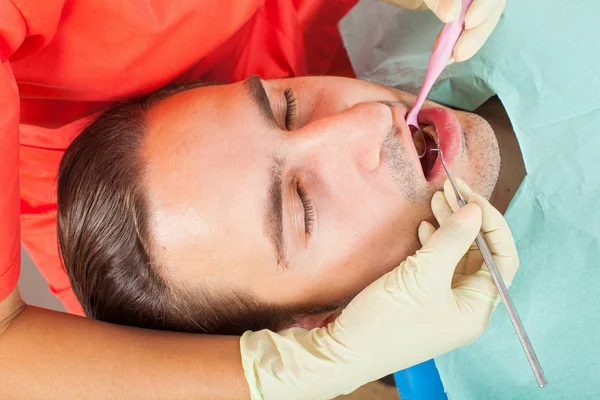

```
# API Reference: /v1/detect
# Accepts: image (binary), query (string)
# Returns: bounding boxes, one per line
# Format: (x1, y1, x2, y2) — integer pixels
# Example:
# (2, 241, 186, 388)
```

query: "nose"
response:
(290, 102, 394, 174)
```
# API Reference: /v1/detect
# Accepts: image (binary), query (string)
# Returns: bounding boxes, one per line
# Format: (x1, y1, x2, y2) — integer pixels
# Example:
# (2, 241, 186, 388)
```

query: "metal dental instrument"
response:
(432, 148, 548, 389)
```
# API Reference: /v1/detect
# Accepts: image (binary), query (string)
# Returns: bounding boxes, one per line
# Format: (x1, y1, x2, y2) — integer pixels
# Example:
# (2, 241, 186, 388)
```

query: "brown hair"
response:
(57, 81, 341, 335)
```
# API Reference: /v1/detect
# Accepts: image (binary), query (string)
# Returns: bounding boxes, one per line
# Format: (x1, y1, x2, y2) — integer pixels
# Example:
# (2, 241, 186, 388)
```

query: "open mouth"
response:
(412, 125, 439, 179)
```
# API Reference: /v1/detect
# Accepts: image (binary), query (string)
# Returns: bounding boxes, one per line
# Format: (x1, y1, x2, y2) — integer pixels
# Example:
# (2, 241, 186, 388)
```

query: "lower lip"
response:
(417, 108, 462, 181)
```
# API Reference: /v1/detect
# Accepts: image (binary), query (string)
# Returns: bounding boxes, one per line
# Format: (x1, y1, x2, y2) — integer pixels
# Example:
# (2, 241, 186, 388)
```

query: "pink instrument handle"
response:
(406, 0, 473, 127)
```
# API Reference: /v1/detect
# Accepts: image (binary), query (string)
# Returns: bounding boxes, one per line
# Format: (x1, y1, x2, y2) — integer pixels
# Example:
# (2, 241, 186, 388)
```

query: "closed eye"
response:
(284, 88, 297, 130)
(296, 179, 314, 236)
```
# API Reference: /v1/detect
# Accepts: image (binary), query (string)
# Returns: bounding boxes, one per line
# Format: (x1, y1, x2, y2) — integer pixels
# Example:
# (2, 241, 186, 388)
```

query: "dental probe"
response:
(432, 148, 548, 388)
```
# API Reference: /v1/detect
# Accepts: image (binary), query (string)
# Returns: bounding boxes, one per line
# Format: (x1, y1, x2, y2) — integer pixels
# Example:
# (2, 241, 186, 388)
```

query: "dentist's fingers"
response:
(454, 1, 504, 61)
(464, 242, 485, 275)
(452, 272, 499, 303)
(431, 191, 454, 226)
(420, 218, 472, 276)
(443, 177, 473, 211)
(431, 186, 479, 273)
(440, 179, 483, 273)
(418, 221, 436, 246)
(423, 0, 461, 23)
(383, 0, 504, 61)
(465, 0, 505, 30)
(414, 203, 482, 283)
(468, 193, 519, 287)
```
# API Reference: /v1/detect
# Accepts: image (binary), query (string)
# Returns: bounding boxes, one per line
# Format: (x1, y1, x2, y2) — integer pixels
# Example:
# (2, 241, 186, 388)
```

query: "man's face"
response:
(143, 76, 500, 324)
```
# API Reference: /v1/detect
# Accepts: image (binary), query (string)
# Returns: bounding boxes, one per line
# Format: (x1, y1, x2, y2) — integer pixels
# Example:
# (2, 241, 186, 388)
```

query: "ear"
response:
(291, 311, 342, 330)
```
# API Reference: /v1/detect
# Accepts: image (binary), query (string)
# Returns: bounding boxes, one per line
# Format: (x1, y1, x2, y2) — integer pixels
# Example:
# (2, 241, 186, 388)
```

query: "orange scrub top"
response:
(0, 0, 357, 313)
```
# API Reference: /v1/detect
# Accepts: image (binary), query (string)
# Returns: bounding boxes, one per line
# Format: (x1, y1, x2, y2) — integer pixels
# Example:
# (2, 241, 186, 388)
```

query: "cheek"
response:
(451, 112, 500, 197)
(315, 198, 429, 291)
(354, 205, 425, 269)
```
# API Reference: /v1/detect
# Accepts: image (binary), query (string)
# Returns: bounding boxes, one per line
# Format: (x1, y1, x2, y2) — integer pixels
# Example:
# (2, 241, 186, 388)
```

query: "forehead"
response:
(141, 82, 279, 286)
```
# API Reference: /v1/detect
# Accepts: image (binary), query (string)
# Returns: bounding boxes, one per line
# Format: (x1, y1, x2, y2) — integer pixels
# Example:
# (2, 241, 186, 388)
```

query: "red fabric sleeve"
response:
(0, 60, 21, 302)
(0, 0, 65, 301)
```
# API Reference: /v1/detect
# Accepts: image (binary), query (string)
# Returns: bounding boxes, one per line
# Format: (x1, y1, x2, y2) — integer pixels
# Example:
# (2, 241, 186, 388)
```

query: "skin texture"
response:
(0, 287, 248, 400)
(142, 76, 501, 328)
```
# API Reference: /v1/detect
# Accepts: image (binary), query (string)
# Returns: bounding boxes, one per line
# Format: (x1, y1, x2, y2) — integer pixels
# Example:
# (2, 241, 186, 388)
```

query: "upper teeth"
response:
(422, 125, 438, 141)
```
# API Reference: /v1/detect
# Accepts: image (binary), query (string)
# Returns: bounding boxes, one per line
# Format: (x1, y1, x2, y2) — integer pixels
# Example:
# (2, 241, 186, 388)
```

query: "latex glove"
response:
(241, 179, 519, 400)
(382, 0, 506, 62)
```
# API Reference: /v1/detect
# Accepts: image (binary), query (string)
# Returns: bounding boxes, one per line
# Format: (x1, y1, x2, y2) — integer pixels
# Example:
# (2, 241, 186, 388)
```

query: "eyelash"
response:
(296, 179, 314, 236)
(284, 88, 297, 130)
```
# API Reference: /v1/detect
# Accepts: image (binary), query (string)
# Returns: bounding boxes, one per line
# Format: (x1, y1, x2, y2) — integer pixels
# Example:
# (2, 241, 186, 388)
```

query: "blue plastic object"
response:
(393, 359, 447, 400)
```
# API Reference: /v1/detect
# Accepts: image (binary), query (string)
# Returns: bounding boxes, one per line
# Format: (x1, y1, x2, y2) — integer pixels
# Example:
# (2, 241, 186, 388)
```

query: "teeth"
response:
(422, 125, 438, 141)
(412, 131, 426, 155)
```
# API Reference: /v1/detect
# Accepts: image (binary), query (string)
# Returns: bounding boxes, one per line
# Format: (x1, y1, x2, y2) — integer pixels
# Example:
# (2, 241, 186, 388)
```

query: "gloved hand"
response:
(381, 0, 506, 62)
(241, 179, 519, 400)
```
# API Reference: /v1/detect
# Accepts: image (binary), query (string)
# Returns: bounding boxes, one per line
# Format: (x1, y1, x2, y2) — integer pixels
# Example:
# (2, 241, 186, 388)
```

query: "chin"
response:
(458, 113, 501, 199)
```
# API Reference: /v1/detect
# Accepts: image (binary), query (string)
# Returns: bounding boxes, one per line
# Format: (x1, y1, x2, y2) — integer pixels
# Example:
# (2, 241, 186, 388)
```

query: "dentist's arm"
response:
(0, 288, 249, 399)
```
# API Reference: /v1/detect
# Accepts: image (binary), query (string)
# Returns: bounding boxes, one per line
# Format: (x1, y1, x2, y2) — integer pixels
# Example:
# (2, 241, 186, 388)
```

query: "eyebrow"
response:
(243, 76, 278, 128)
(263, 156, 289, 270)
(243, 77, 290, 269)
